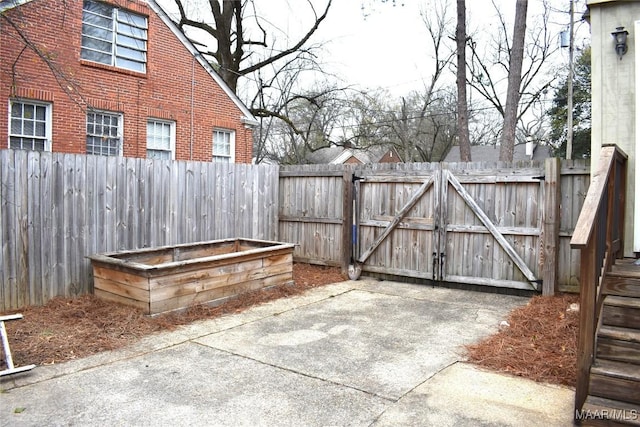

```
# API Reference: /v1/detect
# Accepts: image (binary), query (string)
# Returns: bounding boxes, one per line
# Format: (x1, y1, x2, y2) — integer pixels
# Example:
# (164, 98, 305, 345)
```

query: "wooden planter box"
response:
(89, 238, 294, 315)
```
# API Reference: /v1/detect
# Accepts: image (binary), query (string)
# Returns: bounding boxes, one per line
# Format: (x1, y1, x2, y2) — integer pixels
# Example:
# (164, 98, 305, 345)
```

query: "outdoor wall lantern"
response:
(611, 26, 629, 59)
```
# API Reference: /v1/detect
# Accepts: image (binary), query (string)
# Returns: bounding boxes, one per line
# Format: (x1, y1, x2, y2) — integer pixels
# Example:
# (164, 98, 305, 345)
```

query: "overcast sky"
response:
(270, 0, 590, 96)
(163, 0, 590, 97)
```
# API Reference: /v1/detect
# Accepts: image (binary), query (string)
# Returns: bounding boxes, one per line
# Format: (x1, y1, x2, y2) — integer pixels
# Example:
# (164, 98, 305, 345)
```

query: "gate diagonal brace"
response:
(357, 176, 434, 265)
(1, 314, 36, 377)
(446, 172, 539, 290)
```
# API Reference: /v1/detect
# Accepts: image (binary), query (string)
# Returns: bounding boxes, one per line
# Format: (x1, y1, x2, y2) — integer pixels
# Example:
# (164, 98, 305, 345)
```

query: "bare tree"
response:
(256, 82, 355, 164)
(499, 0, 528, 161)
(374, 91, 456, 162)
(467, 0, 556, 157)
(166, 0, 333, 161)
(169, 0, 332, 93)
(456, 0, 472, 161)
(2, 6, 86, 108)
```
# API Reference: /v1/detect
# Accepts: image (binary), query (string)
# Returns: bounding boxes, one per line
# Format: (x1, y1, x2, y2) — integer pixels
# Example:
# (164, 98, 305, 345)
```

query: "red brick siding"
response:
(0, 0, 253, 163)
(344, 156, 362, 164)
(378, 150, 402, 163)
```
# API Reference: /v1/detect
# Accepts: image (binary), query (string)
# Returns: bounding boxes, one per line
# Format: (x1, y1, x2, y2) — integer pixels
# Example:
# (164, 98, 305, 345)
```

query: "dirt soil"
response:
(1, 265, 578, 388)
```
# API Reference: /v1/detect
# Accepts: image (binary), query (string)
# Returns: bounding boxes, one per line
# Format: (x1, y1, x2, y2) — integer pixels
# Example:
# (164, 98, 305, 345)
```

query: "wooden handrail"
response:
(570, 144, 627, 417)
(571, 146, 627, 248)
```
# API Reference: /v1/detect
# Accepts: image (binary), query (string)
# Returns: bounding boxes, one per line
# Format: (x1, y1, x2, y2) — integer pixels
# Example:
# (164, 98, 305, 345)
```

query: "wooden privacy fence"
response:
(280, 159, 590, 293)
(0, 150, 279, 311)
(2, 151, 590, 310)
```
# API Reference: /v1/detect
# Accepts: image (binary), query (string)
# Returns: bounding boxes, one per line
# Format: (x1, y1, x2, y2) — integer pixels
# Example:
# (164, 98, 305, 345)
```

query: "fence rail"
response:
(0, 150, 279, 311)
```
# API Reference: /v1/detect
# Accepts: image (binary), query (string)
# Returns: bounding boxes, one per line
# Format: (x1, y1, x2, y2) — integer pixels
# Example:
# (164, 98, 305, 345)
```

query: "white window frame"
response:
(86, 110, 123, 156)
(80, 0, 148, 73)
(146, 118, 175, 160)
(8, 99, 52, 151)
(212, 128, 235, 163)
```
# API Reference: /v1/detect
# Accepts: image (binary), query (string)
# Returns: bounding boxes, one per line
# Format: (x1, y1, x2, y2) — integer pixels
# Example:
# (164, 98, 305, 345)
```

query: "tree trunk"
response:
(456, 0, 471, 162)
(499, 0, 528, 162)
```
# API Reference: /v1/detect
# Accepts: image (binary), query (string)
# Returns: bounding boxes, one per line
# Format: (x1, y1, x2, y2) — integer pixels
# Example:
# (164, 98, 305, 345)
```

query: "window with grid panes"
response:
(86, 110, 122, 156)
(212, 129, 235, 163)
(81, 0, 148, 73)
(9, 100, 51, 151)
(146, 119, 175, 159)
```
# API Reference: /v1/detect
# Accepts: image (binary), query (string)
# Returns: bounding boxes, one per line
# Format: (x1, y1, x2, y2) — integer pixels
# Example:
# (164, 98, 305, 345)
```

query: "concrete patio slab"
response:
(0, 279, 575, 426)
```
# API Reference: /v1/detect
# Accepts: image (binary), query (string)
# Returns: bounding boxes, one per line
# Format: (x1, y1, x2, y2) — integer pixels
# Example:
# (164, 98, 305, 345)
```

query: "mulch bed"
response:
(2, 263, 346, 368)
(2, 266, 578, 388)
(466, 293, 579, 387)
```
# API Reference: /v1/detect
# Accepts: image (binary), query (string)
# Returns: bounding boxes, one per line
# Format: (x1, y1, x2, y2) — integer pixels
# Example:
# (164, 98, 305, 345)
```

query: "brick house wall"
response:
(377, 149, 402, 163)
(344, 156, 362, 164)
(0, 0, 256, 163)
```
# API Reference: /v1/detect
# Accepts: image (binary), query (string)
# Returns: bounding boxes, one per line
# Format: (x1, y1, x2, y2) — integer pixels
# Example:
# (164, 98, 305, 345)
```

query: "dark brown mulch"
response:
(1, 263, 346, 368)
(466, 293, 579, 387)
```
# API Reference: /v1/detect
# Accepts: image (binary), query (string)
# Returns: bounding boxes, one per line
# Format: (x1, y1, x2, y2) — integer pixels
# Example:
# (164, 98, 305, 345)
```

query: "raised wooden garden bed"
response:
(89, 238, 294, 315)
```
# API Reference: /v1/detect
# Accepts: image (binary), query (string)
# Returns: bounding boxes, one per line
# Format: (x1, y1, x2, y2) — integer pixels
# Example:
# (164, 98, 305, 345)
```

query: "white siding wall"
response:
(588, 0, 640, 256)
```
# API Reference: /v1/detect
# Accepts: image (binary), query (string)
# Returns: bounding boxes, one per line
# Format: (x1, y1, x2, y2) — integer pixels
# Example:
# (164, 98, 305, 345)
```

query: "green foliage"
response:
(547, 47, 591, 159)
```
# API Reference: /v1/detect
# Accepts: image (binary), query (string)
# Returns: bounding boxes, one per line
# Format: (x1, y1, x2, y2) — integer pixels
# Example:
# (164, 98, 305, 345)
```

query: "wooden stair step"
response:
(603, 296, 640, 329)
(581, 396, 640, 426)
(599, 325, 640, 343)
(597, 335, 640, 365)
(605, 295, 640, 310)
(612, 259, 640, 276)
(589, 359, 640, 405)
(606, 261, 640, 298)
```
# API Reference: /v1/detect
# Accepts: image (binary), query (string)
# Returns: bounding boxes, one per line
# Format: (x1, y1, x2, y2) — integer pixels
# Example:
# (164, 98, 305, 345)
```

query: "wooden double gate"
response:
(351, 164, 545, 291)
(279, 160, 589, 293)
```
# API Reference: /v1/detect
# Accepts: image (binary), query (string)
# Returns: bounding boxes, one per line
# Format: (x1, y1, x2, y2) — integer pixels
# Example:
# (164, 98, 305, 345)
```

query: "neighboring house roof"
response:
(330, 148, 372, 164)
(444, 143, 551, 163)
(305, 146, 344, 164)
(305, 145, 403, 165)
(0, 0, 258, 127)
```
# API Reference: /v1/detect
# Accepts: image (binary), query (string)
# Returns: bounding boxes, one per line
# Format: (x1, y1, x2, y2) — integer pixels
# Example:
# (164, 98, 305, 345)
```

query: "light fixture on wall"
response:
(611, 26, 629, 59)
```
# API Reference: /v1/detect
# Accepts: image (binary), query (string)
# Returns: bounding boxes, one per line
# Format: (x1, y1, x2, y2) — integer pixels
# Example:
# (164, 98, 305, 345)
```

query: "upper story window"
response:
(147, 119, 175, 160)
(9, 100, 52, 151)
(81, 0, 148, 73)
(212, 129, 235, 163)
(86, 110, 122, 156)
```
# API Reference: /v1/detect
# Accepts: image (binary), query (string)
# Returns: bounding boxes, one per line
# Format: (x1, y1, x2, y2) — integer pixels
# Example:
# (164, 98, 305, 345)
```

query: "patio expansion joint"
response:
(365, 359, 461, 426)
(186, 288, 357, 339)
(192, 340, 397, 403)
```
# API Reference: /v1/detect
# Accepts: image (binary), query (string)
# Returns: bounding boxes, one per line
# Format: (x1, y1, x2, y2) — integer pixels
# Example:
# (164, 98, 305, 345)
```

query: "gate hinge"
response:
(532, 175, 545, 181)
(352, 175, 365, 182)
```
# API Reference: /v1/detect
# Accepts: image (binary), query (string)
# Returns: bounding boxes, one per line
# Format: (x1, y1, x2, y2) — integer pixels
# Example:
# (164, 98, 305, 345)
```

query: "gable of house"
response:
(0, 0, 257, 163)
(305, 145, 404, 165)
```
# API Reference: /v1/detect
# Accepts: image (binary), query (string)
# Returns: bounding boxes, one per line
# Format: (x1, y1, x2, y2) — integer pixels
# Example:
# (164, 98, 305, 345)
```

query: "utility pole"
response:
(566, 0, 574, 160)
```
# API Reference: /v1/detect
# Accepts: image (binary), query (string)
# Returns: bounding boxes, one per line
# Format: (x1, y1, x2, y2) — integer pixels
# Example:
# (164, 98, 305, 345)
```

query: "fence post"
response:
(341, 167, 354, 274)
(542, 157, 561, 295)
